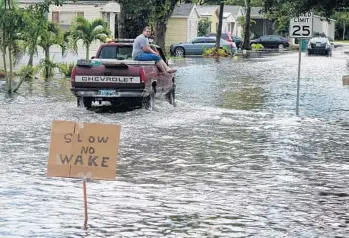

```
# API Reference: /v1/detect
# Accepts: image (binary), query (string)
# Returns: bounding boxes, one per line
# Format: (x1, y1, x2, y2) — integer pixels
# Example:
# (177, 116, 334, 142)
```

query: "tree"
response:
(200, 0, 263, 50)
(236, 15, 256, 36)
(0, 0, 66, 94)
(117, 0, 153, 39)
(37, 22, 66, 79)
(263, 2, 294, 36)
(242, 0, 252, 50)
(69, 16, 111, 60)
(216, 1, 224, 50)
(264, 0, 349, 18)
(153, 0, 178, 50)
(198, 18, 211, 36)
(13, 6, 47, 91)
(334, 11, 349, 40)
(0, 0, 28, 93)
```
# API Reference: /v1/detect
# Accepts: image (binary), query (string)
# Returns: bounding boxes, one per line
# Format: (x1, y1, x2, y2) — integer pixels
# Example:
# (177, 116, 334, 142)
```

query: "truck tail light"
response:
(140, 68, 146, 83)
(71, 67, 76, 82)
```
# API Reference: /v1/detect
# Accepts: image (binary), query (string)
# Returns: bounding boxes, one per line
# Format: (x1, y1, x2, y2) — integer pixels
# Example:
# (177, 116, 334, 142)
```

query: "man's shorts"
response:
(134, 53, 161, 62)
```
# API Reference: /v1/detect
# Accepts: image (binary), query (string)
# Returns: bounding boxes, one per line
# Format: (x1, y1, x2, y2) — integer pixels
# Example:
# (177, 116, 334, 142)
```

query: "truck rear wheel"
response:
(166, 86, 176, 107)
(142, 91, 155, 110)
(82, 97, 92, 109)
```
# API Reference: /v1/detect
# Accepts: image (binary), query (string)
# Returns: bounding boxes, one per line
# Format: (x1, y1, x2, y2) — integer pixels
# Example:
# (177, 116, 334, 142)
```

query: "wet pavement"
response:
(1, 46, 349, 237)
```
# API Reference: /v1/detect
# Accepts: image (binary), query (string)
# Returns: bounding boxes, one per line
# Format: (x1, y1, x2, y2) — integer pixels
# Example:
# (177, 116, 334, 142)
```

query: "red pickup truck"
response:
(70, 39, 176, 110)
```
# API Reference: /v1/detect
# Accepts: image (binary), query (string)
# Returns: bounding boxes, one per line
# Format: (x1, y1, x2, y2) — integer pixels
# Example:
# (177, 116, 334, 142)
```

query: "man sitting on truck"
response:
(132, 26, 176, 74)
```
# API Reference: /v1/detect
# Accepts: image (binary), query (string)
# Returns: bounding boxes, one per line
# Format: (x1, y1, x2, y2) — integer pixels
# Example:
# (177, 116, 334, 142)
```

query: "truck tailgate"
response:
(72, 64, 144, 89)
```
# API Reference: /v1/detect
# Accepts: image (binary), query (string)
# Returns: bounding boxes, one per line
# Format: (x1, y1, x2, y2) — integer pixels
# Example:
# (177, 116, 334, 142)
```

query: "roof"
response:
(251, 7, 264, 17)
(197, 5, 242, 17)
(314, 15, 336, 22)
(223, 12, 232, 18)
(172, 4, 195, 17)
(224, 5, 242, 16)
(196, 5, 219, 16)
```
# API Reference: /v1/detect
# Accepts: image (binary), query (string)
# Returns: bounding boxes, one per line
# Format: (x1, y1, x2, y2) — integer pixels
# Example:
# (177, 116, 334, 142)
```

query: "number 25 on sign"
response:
(290, 12, 313, 38)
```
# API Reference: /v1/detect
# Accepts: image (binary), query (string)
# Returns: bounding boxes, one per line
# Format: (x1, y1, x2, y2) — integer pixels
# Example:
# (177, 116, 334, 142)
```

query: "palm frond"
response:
(12, 40, 26, 65)
(91, 18, 108, 30)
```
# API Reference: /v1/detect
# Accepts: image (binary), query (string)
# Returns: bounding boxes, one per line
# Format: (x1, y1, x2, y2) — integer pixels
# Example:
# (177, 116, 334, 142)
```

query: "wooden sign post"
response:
(47, 120, 121, 225)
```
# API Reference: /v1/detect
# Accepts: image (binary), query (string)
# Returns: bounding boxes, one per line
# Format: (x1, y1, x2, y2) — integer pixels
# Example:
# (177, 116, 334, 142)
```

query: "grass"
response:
(335, 40, 349, 44)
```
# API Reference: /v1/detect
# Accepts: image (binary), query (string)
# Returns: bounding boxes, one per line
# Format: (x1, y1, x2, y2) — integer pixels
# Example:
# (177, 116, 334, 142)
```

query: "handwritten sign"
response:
(47, 120, 120, 180)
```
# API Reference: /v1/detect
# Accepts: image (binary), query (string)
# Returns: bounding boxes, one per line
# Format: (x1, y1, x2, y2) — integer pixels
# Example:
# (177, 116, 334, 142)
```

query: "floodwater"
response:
(1, 47, 349, 237)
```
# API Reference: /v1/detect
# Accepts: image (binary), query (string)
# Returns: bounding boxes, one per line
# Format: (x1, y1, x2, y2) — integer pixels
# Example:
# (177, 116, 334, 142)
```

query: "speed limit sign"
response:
(289, 12, 313, 38)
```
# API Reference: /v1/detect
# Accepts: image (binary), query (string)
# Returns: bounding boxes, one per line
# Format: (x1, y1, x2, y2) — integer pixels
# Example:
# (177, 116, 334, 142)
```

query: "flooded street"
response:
(1, 47, 349, 237)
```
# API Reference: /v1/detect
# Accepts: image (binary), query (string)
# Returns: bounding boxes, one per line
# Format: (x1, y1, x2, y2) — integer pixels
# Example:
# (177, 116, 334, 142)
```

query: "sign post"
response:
(83, 179, 88, 224)
(47, 120, 121, 226)
(289, 12, 313, 115)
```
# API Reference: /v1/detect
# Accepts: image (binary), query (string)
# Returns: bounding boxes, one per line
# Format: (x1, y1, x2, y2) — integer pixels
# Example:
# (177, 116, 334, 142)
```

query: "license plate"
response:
(99, 90, 117, 96)
(316, 43, 321, 47)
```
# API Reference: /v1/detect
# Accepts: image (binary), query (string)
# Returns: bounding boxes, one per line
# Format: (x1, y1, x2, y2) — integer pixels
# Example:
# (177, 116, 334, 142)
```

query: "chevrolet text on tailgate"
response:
(70, 39, 176, 110)
(75, 75, 140, 83)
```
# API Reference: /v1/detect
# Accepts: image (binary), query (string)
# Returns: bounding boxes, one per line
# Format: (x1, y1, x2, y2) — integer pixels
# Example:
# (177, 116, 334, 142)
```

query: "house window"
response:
(52, 11, 85, 25)
(52, 11, 59, 24)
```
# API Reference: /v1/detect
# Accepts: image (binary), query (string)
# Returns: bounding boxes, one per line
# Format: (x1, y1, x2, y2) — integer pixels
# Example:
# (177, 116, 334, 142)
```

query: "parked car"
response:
(208, 32, 232, 42)
(232, 35, 243, 49)
(208, 32, 238, 50)
(70, 39, 176, 110)
(170, 37, 236, 56)
(307, 37, 332, 57)
(250, 35, 290, 49)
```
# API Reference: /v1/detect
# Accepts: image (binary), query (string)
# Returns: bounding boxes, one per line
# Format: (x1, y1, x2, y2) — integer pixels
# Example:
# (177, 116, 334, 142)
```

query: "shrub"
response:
(36, 59, 61, 78)
(58, 62, 76, 77)
(203, 47, 230, 57)
(0, 69, 20, 79)
(16, 65, 37, 79)
(251, 43, 264, 51)
(0, 69, 5, 79)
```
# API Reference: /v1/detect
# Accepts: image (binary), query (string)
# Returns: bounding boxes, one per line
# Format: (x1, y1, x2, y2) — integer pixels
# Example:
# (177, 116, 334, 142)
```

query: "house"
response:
(222, 12, 235, 34)
(223, 5, 244, 37)
(196, 5, 219, 33)
(18, 0, 121, 38)
(196, 5, 244, 37)
(250, 7, 274, 38)
(165, 4, 199, 48)
(313, 15, 336, 40)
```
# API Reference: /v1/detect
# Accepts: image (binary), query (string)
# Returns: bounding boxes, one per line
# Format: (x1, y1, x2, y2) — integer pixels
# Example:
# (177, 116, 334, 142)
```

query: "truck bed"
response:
(91, 59, 156, 65)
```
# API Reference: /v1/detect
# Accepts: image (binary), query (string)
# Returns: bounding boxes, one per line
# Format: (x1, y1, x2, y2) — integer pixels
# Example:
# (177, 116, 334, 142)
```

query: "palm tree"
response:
(0, 0, 20, 93)
(37, 22, 66, 79)
(12, 6, 67, 91)
(14, 11, 42, 83)
(69, 16, 110, 60)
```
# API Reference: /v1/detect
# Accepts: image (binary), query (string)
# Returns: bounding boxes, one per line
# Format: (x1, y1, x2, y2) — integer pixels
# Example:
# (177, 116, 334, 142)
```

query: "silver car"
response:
(170, 37, 234, 56)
